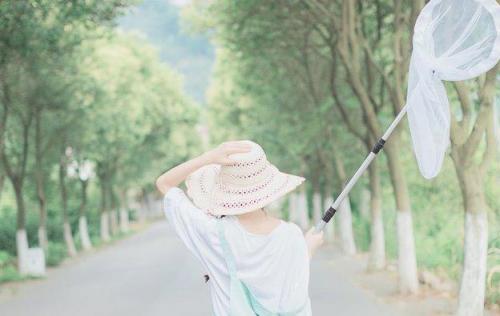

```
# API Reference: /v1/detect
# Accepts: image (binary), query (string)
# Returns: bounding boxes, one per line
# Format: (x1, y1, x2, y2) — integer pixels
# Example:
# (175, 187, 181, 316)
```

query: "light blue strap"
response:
(216, 220, 237, 276)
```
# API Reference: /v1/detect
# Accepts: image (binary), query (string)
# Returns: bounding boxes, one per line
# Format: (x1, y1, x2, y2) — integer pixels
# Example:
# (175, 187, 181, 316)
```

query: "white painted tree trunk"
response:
(396, 210, 419, 294)
(367, 162, 385, 271)
(37, 226, 48, 254)
(119, 209, 130, 233)
(323, 196, 335, 242)
(456, 211, 488, 316)
(16, 229, 29, 275)
(312, 192, 322, 223)
(297, 191, 309, 230)
(110, 210, 118, 235)
(266, 196, 284, 217)
(359, 189, 371, 220)
(288, 193, 297, 223)
(100, 212, 110, 242)
(63, 222, 77, 257)
(494, 99, 499, 149)
(337, 197, 356, 255)
(79, 216, 93, 251)
(368, 208, 385, 270)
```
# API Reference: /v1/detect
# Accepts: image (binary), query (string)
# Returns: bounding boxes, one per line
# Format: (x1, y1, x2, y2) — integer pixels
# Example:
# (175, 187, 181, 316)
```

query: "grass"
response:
(0, 250, 24, 283)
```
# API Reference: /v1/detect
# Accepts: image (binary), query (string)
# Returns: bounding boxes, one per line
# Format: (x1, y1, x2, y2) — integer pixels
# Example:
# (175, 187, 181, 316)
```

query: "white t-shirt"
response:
(163, 187, 312, 316)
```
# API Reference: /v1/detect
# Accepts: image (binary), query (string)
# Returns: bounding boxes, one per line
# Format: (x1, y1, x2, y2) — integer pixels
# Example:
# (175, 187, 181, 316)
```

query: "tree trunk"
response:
(333, 155, 357, 255)
(1, 103, 33, 273)
(12, 182, 26, 229)
(35, 184, 49, 252)
(16, 229, 29, 275)
(78, 179, 92, 251)
(323, 196, 335, 242)
(63, 222, 77, 257)
(384, 140, 419, 294)
(100, 212, 110, 242)
(367, 161, 385, 271)
(335, 0, 419, 292)
(79, 216, 92, 251)
(297, 189, 309, 230)
(0, 173, 4, 202)
(288, 193, 297, 223)
(457, 211, 488, 316)
(99, 175, 110, 242)
(495, 100, 500, 149)
(119, 190, 130, 233)
(34, 107, 48, 253)
(448, 66, 497, 315)
(13, 182, 29, 274)
(359, 188, 370, 220)
(454, 167, 489, 316)
(37, 225, 48, 254)
(337, 196, 356, 255)
(59, 152, 77, 257)
(110, 211, 118, 235)
(109, 184, 119, 235)
(312, 192, 322, 223)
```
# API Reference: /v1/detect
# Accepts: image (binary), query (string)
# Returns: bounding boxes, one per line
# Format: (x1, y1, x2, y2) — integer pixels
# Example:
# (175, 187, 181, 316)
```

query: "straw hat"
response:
(186, 141, 305, 216)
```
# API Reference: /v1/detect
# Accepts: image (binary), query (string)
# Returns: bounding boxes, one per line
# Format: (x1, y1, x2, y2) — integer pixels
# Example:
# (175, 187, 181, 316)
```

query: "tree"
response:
(450, 66, 498, 316)
(0, 0, 129, 273)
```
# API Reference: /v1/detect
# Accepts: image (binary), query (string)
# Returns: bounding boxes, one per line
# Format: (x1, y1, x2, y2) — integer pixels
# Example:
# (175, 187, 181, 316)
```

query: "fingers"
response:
(306, 227, 322, 236)
(220, 158, 237, 166)
(227, 146, 252, 155)
(223, 141, 252, 154)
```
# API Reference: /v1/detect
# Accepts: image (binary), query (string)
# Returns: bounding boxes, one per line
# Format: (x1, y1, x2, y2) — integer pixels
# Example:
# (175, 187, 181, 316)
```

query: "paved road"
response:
(0, 221, 397, 316)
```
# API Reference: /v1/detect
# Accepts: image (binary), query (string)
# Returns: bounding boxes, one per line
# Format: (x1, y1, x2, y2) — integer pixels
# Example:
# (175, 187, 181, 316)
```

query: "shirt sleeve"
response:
(162, 187, 215, 259)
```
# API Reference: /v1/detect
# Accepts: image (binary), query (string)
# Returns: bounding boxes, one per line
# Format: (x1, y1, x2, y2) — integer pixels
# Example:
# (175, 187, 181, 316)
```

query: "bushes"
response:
(0, 250, 22, 283)
(46, 242, 68, 267)
(0, 208, 19, 255)
(487, 237, 500, 306)
(351, 215, 370, 252)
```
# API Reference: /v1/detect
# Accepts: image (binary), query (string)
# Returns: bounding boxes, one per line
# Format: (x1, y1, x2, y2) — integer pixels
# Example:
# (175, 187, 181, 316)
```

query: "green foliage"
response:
(0, 250, 23, 283)
(487, 237, 500, 306)
(46, 242, 68, 267)
(0, 0, 201, 276)
(196, 0, 500, 306)
(351, 215, 371, 252)
(0, 265, 23, 283)
(0, 250, 12, 266)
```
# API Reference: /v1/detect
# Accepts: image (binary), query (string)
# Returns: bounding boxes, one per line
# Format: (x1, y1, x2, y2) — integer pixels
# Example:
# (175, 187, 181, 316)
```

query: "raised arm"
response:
(155, 141, 252, 195)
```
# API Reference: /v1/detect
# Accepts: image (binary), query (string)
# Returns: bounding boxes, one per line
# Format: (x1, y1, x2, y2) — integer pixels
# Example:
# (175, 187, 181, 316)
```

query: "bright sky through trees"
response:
(117, 0, 214, 103)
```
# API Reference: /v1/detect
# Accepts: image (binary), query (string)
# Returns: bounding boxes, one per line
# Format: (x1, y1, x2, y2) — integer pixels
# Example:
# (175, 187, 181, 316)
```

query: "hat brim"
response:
(185, 164, 305, 216)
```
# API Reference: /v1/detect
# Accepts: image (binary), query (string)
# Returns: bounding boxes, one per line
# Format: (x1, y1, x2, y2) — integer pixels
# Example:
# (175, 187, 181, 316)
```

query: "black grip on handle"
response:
(322, 206, 337, 223)
(371, 139, 386, 154)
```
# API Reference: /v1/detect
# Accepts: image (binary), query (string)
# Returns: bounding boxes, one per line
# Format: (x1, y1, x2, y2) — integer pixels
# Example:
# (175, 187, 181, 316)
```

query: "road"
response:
(0, 221, 398, 316)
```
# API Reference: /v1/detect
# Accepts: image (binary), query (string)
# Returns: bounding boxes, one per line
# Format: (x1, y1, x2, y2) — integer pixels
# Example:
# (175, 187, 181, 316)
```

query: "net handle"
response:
(314, 104, 408, 232)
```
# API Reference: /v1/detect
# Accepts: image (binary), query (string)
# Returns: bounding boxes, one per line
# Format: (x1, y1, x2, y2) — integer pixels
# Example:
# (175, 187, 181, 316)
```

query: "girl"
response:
(155, 140, 324, 315)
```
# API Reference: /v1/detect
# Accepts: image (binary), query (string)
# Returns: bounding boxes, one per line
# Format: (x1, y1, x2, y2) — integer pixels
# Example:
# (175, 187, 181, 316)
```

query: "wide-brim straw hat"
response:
(186, 141, 305, 216)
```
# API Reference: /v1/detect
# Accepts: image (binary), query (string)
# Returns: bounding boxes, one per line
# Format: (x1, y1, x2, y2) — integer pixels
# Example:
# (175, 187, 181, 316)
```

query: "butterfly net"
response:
(406, 0, 500, 179)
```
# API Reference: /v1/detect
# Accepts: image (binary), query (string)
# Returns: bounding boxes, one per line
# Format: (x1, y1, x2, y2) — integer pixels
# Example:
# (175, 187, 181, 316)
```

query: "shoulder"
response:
(163, 187, 196, 209)
(162, 187, 210, 220)
(163, 187, 186, 202)
(281, 221, 305, 238)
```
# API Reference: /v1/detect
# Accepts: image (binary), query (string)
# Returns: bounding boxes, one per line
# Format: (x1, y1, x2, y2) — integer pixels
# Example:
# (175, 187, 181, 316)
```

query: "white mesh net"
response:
(407, 0, 500, 179)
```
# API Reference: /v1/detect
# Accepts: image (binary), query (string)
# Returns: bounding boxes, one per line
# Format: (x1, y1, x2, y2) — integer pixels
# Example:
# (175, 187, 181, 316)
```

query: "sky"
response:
(117, 0, 214, 104)
(168, 0, 192, 7)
